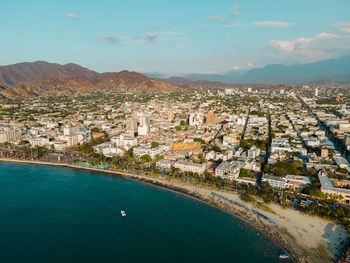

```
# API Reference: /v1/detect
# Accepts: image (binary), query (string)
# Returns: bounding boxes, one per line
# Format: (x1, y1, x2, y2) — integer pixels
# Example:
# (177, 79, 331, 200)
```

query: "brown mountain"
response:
(0, 61, 99, 85)
(97, 71, 188, 92)
(0, 62, 194, 99)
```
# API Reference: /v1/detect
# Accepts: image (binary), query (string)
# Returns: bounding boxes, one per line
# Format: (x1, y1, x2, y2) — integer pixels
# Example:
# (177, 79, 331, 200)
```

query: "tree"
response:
(272, 160, 299, 176)
(198, 153, 206, 163)
(239, 139, 252, 150)
(141, 154, 152, 163)
(338, 167, 348, 174)
(154, 154, 164, 162)
(212, 145, 221, 152)
(194, 138, 206, 144)
(151, 141, 159, 148)
(239, 168, 254, 178)
(35, 145, 46, 158)
(125, 148, 134, 160)
(263, 165, 270, 173)
(180, 120, 187, 126)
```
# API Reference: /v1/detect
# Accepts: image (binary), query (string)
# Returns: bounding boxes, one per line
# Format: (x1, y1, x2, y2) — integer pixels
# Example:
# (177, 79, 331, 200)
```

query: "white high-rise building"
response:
(313, 87, 319, 97)
(139, 115, 150, 127)
(189, 113, 203, 126)
(138, 125, 150, 136)
(63, 125, 78, 136)
(168, 111, 174, 122)
(0, 127, 22, 143)
(225, 88, 234, 95)
(126, 119, 138, 135)
(111, 134, 137, 150)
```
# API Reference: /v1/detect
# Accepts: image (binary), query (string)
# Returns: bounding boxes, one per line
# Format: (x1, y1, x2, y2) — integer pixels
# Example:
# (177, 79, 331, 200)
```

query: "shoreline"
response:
(1, 158, 348, 263)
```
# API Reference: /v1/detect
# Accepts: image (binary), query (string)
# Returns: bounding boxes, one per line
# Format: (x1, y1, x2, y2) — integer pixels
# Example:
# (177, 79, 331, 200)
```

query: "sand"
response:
(1, 158, 349, 263)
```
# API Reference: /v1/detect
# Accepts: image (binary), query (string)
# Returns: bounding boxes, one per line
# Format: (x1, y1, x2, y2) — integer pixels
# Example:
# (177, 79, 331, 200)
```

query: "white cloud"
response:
(253, 21, 293, 28)
(205, 5, 240, 26)
(144, 32, 158, 42)
(205, 16, 230, 23)
(64, 13, 78, 20)
(231, 5, 240, 16)
(102, 31, 181, 46)
(316, 32, 339, 39)
(332, 22, 350, 34)
(268, 32, 348, 61)
(103, 35, 120, 44)
(205, 16, 229, 23)
(248, 62, 254, 68)
(333, 22, 350, 27)
(270, 32, 339, 53)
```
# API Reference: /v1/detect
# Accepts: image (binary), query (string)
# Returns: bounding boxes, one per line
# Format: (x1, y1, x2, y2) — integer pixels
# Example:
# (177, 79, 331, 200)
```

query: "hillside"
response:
(177, 55, 350, 84)
(237, 56, 350, 84)
(0, 62, 193, 99)
(0, 61, 99, 86)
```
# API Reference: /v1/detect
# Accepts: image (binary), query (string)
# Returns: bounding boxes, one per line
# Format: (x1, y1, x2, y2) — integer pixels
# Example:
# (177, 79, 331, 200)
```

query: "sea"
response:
(0, 162, 289, 262)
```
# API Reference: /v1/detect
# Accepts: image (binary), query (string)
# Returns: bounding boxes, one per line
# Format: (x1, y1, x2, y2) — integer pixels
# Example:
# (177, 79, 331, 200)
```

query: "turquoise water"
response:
(0, 162, 286, 262)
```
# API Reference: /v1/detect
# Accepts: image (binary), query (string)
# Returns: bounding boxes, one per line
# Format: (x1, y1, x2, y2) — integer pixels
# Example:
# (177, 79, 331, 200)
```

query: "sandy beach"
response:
(1, 158, 348, 263)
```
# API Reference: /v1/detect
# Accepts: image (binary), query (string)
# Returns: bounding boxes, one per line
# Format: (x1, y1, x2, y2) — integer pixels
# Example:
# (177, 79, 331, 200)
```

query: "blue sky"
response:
(1, 0, 350, 75)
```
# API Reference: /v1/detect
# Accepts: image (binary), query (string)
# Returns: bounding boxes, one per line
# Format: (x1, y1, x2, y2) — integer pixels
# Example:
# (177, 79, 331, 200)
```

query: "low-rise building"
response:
(284, 175, 311, 189)
(318, 169, 350, 203)
(174, 160, 206, 174)
(156, 159, 174, 169)
(215, 161, 241, 180)
(262, 174, 285, 188)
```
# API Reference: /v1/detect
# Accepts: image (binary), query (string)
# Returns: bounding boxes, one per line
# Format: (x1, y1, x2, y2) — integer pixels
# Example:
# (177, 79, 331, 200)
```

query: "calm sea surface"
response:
(0, 162, 288, 263)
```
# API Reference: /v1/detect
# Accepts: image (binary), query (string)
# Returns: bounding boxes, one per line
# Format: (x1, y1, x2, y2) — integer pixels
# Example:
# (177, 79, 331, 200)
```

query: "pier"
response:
(211, 192, 277, 224)
(211, 192, 250, 211)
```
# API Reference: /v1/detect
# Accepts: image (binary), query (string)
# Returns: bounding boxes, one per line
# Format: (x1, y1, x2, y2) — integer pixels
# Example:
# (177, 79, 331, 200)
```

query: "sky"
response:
(1, 0, 350, 75)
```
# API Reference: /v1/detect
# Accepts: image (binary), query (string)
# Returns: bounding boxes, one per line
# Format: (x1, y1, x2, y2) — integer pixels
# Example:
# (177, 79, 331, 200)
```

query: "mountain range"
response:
(177, 55, 350, 84)
(0, 55, 350, 99)
(0, 61, 192, 99)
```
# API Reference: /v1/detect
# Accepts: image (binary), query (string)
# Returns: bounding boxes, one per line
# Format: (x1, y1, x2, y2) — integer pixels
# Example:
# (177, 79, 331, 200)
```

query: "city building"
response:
(0, 127, 22, 143)
(318, 169, 350, 203)
(262, 174, 286, 188)
(173, 141, 201, 151)
(174, 160, 206, 174)
(215, 161, 241, 180)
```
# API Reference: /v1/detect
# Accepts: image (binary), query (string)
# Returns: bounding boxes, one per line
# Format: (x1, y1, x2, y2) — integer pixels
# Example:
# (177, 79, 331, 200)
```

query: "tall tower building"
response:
(126, 119, 137, 136)
(168, 111, 174, 122)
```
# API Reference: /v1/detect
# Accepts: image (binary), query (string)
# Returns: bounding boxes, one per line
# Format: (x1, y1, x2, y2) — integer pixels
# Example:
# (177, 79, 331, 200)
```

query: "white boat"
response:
(279, 253, 289, 259)
(121, 210, 126, 217)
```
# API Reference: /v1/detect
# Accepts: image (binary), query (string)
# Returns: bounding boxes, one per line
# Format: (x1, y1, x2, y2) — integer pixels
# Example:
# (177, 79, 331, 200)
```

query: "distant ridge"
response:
(176, 55, 350, 84)
(237, 55, 350, 84)
(1, 55, 350, 99)
(0, 62, 194, 99)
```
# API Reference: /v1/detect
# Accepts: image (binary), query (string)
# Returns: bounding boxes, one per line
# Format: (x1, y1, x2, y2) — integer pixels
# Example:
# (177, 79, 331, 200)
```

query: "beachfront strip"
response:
(0, 89, 349, 225)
